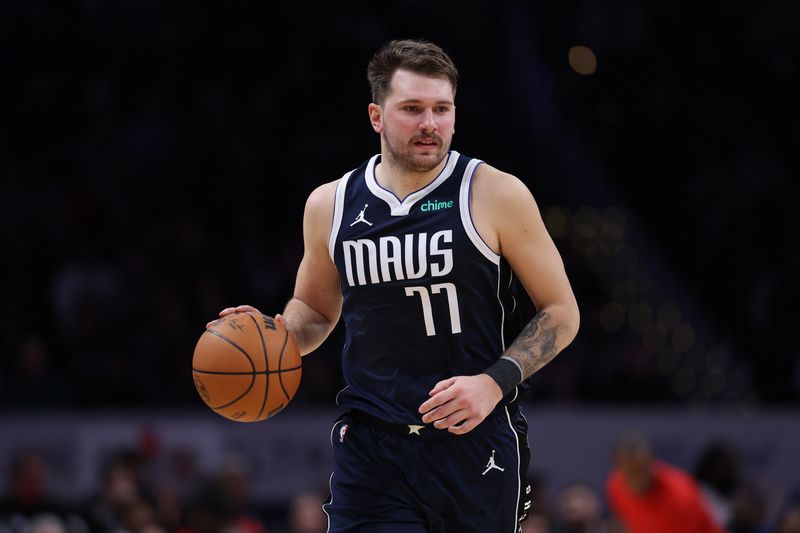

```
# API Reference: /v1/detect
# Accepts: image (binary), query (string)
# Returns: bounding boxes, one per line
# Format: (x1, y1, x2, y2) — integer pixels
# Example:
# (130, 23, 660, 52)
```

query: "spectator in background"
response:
(217, 454, 266, 533)
(280, 490, 327, 533)
(177, 477, 237, 533)
(694, 440, 741, 528)
(0, 452, 90, 533)
(774, 488, 800, 533)
(28, 513, 67, 533)
(83, 451, 152, 532)
(552, 482, 609, 533)
(177, 476, 265, 533)
(521, 514, 550, 533)
(728, 481, 769, 533)
(0, 452, 64, 523)
(605, 432, 722, 533)
(523, 471, 553, 533)
(0, 337, 72, 408)
(120, 499, 167, 533)
(775, 504, 800, 533)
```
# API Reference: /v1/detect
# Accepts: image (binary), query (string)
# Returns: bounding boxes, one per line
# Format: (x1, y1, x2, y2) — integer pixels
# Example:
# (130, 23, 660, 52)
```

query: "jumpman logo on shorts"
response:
(482, 449, 505, 475)
(350, 204, 373, 227)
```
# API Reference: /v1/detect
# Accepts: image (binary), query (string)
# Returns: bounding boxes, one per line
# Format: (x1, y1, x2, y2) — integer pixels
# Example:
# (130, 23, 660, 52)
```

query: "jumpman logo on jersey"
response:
(350, 204, 373, 227)
(482, 449, 505, 475)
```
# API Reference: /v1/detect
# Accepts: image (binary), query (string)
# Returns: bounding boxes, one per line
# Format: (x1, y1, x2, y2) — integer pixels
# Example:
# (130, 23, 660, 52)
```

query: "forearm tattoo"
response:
(502, 311, 562, 380)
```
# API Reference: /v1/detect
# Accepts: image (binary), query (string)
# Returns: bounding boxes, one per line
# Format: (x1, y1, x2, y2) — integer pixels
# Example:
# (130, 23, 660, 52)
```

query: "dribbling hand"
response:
(418, 374, 504, 435)
(206, 305, 288, 329)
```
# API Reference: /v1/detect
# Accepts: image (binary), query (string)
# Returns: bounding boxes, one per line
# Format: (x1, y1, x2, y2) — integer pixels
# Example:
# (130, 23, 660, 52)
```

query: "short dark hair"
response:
(367, 39, 458, 105)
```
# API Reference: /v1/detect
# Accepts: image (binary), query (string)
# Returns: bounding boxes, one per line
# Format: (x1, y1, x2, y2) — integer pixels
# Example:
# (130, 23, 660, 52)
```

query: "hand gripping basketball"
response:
(193, 308, 301, 422)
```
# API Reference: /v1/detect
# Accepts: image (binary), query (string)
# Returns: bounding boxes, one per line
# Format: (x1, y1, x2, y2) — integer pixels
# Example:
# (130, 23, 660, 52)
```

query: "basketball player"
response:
(215, 39, 579, 532)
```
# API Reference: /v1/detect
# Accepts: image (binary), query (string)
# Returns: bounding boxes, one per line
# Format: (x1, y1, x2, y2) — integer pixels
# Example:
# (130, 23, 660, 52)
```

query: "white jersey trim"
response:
(323, 470, 334, 533)
(328, 170, 354, 261)
(322, 420, 342, 533)
(497, 261, 506, 353)
(459, 158, 501, 265)
(504, 406, 522, 531)
(365, 151, 460, 216)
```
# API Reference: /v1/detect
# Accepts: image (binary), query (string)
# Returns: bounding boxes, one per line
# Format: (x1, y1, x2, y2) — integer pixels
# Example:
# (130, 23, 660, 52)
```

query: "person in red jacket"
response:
(606, 432, 724, 533)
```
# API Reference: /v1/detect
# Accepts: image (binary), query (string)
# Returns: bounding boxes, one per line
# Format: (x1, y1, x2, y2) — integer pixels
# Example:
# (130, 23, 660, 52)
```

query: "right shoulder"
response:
(305, 179, 341, 215)
(302, 176, 348, 245)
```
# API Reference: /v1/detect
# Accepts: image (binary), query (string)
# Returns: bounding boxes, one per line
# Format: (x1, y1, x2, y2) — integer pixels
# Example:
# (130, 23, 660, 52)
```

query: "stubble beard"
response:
(382, 129, 451, 173)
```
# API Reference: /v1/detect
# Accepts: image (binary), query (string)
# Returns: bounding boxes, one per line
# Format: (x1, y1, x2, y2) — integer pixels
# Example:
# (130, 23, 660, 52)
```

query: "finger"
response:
(431, 409, 467, 430)
(428, 377, 456, 397)
(275, 314, 287, 325)
(206, 315, 227, 328)
(212, 305, 257, 326)
(420, 399, 458, 424)
(448, 417, 477, 435)
(419, 385, 457, 414)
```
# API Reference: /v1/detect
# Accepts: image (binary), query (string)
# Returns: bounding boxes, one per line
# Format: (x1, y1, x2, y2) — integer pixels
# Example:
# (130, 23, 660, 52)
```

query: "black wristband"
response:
(483, 357, 523, 397)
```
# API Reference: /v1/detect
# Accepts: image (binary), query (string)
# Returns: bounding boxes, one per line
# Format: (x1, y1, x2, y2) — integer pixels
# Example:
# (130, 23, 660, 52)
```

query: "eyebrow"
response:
(396, 98, 454, 105)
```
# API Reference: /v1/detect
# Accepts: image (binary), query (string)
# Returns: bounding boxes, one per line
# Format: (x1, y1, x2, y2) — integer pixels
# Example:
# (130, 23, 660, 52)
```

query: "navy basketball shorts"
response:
(323, 405, 532, 532)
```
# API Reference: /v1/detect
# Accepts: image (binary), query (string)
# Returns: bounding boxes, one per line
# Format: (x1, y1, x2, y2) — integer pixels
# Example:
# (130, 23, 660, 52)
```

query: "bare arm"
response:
(281, 180, 343, 355)
(213, 180, 343, 356)
(492, 168, 580, 382)
(500, 310, 565, 379)
(495, 171, 580, 380)
(420, 164, 579, 433)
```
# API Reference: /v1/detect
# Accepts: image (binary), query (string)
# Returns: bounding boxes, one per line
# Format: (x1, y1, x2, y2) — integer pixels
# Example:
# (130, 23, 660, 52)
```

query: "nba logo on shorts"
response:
(339, 424, 350, 443)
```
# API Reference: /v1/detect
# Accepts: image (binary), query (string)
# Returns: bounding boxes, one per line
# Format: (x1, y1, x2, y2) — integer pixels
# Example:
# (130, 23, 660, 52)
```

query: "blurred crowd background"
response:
(1, 0, 798, 532)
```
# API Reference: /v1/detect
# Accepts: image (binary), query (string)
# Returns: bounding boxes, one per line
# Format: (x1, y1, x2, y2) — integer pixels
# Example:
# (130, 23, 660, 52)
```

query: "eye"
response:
(403, 105, 419, 112)
(435, 106, 450, 113)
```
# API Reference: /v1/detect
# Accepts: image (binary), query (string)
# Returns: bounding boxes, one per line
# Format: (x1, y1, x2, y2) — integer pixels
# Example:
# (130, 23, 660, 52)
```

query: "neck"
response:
(375, 150, 449, 201)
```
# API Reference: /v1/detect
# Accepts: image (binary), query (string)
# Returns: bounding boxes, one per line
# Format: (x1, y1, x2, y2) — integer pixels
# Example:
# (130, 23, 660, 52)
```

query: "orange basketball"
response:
(192, 312, 302, 422)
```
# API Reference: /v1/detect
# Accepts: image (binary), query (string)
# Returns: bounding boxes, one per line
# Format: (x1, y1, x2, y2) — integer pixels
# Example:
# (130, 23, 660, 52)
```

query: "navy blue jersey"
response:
(329, 151, 525, 424)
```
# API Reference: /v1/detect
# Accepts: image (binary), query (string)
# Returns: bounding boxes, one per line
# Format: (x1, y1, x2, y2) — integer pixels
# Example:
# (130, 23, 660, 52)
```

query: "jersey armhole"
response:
(459, 159, 501, 265)
(328, 171, 353, 261)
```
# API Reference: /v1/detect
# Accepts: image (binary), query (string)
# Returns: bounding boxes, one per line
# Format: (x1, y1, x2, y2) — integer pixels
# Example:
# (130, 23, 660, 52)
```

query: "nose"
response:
(419, 109, 437, 133)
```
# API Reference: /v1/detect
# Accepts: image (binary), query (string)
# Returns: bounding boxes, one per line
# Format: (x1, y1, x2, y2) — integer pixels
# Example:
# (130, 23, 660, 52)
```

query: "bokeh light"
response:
(702, 367, 726, 397)
(627, 301, 653, 332)
(672, 322, 697, 353)
(613, 281, 637, 307)
(568, 45, 598, 75)
(599, 301, 626, 332)
(543, 206, 571, 239)
(657, 347, 681, 374)
(642, 323, 667, 353)
(673, 367, 696, 397)
(657, 302, 682, 331)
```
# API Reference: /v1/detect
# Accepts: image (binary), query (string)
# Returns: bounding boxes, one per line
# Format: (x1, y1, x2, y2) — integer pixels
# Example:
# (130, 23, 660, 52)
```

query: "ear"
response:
(368, 103, 383, 133)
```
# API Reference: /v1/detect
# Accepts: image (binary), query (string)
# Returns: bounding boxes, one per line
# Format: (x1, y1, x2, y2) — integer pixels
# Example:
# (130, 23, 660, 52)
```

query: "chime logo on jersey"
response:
(420, 199, 453, 212)
(342, 230, 453, 287)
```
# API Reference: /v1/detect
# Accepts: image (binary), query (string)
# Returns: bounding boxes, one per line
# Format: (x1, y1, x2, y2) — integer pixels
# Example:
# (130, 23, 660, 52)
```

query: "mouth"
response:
(412, 138, 440, 148)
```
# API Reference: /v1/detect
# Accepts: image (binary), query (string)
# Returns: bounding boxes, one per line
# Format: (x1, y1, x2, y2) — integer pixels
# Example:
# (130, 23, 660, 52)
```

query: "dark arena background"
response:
(1, 2, 798, 532)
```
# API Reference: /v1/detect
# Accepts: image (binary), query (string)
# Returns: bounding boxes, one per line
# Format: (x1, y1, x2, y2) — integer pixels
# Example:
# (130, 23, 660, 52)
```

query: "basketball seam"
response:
(276, 328, 291, 401)
(192, 367, 302, 375)
(266, 329, 292, 418)
(246, 312, 270, 421)
(203, 329, 257, 410)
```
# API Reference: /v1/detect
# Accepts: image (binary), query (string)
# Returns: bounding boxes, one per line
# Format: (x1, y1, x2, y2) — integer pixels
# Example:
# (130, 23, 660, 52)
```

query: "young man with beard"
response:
(215, 39, 580, 532)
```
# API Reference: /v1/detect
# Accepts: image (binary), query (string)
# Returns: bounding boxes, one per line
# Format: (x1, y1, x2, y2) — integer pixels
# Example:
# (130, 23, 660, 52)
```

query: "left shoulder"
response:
(471, 162, 539, 211)
(467, 162, 547, 256)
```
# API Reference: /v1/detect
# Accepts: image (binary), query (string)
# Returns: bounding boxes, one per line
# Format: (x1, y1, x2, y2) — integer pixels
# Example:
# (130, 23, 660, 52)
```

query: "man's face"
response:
(370, 69, 455, 172)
